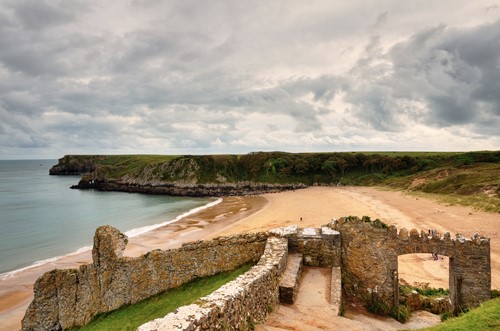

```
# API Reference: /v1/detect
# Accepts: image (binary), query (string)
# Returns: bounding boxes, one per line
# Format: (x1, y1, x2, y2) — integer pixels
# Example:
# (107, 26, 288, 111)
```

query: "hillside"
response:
(50, 151, 500, 211)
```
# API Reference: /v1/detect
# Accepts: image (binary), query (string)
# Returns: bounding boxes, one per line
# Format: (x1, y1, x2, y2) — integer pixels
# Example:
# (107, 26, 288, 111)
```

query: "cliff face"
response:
(51, 155, 308, 197)
(49, 155, 108, 175)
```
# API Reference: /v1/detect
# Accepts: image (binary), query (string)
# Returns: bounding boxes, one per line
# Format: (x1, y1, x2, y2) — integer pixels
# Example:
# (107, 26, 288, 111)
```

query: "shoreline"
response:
(1, 186, 499, 331)
(0, 197, 223, 280)
(0, 195, 267, 331)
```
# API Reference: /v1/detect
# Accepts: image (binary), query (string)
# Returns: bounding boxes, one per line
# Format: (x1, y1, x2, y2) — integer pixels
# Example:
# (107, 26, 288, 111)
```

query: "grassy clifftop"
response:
(52, 151, 500, 211)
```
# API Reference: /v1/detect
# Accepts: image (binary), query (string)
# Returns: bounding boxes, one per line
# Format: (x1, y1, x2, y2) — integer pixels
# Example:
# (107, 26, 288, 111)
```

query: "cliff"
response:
(51, 154, 310, 197)
(49, 155, 108, 175)
(49, 152, 500, 202)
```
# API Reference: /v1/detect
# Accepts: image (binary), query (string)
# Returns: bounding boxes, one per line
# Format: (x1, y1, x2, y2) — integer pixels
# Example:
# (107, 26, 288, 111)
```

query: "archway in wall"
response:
(398, 253, 451, 313)
(399, 253, 449, 289)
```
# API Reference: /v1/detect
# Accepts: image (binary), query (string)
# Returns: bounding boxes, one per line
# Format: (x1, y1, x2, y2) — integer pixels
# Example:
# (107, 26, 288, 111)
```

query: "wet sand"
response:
(1, 187, 498, 330)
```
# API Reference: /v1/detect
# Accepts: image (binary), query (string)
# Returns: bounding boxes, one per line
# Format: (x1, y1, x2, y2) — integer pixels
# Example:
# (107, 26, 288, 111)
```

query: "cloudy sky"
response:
(0, 0, 499, 159)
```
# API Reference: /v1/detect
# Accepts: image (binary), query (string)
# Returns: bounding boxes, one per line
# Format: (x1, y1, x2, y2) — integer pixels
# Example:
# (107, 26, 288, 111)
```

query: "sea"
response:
(0, 159, 218, 278)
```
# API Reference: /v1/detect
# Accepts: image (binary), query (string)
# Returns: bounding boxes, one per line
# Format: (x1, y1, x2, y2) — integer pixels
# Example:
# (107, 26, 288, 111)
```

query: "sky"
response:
(0, 0, 499, 159)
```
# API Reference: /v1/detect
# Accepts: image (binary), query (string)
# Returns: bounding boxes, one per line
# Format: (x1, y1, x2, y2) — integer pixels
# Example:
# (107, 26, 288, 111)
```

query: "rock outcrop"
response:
(73, 179, 307, 197)
(49, 155, 308, 197)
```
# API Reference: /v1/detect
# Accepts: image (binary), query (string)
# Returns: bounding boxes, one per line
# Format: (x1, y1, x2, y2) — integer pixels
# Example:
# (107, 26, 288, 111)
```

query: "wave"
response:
(124, 198, 223, 237)
(0, 198, 223, 280)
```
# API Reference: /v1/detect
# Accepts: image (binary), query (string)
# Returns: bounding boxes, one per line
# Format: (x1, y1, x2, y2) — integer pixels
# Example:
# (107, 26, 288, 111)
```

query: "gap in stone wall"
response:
(398, 253, 450, 289)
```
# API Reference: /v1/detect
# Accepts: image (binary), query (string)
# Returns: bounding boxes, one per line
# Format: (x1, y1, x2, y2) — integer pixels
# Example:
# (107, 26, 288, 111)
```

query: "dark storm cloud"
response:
(291, 19, 500, 134)
(388, 20, 500, 126)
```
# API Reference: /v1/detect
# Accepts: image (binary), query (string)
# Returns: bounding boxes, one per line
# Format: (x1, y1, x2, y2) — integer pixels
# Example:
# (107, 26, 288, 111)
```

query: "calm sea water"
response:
(0, 160, 215, 275)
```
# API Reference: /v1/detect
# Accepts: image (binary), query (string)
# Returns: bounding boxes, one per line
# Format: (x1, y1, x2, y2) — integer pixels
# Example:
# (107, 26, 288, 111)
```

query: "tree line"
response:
(172, 151, 497, 184)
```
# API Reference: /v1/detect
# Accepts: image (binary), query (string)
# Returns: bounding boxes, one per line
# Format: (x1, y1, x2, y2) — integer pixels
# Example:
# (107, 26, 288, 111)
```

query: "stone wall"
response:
(138, 236, 288, 331)
(272, 225, 341, 267)
(329, 216, 491, 314)
(22, 219, 491, 330)
(22, 226, 268, 331)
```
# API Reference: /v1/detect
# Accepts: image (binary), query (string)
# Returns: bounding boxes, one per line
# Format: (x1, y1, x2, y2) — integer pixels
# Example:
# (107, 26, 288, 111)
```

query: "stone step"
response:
(330, 266, 342, 315)
(279, 253, 303, 304)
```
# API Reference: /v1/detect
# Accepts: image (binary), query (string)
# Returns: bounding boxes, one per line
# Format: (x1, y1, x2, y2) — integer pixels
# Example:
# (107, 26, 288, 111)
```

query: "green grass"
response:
(72, 264, 252, 331)
(381, 162, 500, 213)
(399, 284, 449, 298)
(415, 192, 500, 214)
(421, 297, 500, 330)
(97, 155, 179, 179)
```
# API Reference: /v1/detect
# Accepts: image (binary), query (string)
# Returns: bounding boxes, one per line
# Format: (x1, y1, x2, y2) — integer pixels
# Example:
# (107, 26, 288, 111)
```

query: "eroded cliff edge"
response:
(50, 154, 306, 197)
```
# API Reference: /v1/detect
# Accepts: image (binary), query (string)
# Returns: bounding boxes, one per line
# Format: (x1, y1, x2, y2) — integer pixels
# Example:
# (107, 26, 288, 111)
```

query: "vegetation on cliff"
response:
(51, 151, 500, 211)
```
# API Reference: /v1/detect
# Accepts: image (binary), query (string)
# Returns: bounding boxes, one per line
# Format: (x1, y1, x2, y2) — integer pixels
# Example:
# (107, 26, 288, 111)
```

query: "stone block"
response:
(330, 267, 342, 315)
(279, 253, 303, 304)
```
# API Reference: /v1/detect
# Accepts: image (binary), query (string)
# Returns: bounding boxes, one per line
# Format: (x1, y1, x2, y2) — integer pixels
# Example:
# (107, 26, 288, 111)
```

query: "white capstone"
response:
(302, 227, 319, 236)
(321, 226, 340, 236)
(270, 224, 298, 237)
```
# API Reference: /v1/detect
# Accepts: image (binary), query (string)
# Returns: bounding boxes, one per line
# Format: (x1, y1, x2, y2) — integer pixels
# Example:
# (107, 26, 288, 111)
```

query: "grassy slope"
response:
(421, 297, 500, 331)
(97, 154, 179, 179)
(72, 264, 251, 331)
(381, 163, 500, 213)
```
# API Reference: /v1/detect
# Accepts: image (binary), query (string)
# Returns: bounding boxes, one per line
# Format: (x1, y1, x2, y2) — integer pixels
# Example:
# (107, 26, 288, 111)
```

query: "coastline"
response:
(0, 195, 267, 331)
(0, 198, 223, 281)
(1, 186, 499, 331)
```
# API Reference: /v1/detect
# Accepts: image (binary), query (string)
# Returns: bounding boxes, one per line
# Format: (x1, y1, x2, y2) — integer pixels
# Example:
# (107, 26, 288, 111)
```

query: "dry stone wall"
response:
(329, 216, 491, 314)
(22, 226, 268, 331)
(138, 236, 288, 331)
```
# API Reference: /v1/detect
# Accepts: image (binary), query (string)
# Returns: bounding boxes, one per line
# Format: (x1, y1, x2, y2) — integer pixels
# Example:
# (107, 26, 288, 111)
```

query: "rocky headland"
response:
(49, 155, 107, 175)
(49, 151, 499, 206)
(50, 155, 307, 197)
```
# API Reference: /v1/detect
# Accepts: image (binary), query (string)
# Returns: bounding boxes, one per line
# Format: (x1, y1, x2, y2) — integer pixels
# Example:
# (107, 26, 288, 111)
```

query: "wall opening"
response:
(397, 253, 451, 314)
(399, 253, 449, 289)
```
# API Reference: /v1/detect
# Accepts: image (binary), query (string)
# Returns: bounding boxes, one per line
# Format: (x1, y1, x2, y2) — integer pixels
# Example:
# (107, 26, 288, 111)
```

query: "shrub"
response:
(372, 218, 389, 229)
(391, 304, 411, 323)
(367, 299, 390, 315)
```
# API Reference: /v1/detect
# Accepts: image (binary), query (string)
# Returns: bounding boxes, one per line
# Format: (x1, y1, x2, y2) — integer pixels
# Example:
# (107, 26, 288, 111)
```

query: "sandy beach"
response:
(1, 186, 498, 330)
